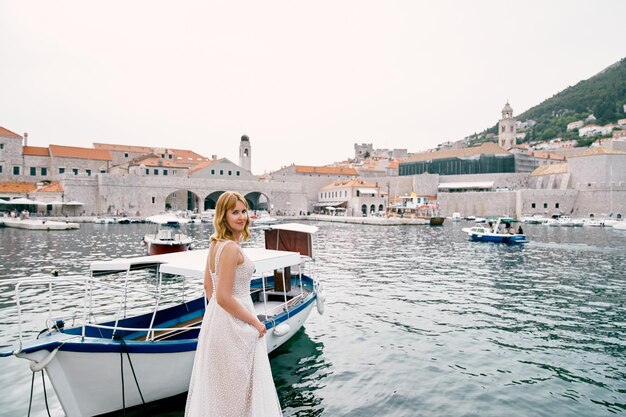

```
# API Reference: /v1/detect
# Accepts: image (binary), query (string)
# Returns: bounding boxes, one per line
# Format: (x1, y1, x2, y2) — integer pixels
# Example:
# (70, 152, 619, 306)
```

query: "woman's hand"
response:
(254, 320, 267, 338)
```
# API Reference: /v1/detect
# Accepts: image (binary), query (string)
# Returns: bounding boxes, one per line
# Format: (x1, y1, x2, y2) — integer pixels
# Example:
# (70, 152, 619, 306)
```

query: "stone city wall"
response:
(438, 188, 580, 218)
(62, 174, 307, 216)
(568, 154, 626, 189)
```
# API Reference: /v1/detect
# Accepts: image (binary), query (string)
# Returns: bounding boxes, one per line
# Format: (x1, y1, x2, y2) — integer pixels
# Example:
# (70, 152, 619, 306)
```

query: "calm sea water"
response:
(0, 221, 625, 417)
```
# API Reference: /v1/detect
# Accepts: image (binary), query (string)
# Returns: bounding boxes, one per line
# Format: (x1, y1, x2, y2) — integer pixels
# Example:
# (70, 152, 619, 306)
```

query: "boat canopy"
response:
(312, 201, 346, 208)
(264, 223, 318, 258)
(90, 247, 303, 278)
(160, 248, 302, 278)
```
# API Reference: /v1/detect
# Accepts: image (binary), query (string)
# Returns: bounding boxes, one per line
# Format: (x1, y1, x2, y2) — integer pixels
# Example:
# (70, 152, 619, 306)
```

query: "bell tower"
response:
(239, 135, 251, 172)
(498, 102, 516, 149)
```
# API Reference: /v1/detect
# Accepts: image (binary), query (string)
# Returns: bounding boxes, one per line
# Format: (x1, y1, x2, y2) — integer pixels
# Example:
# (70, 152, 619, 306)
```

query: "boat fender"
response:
(316, 288, 326, 315)
(273, 323, 290, 337)
(29, 345, 62, 372)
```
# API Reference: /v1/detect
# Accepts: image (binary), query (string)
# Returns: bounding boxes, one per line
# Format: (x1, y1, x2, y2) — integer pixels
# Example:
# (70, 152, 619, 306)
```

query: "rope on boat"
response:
(114, 334, 146, 413)
(26, 370, 52, 417)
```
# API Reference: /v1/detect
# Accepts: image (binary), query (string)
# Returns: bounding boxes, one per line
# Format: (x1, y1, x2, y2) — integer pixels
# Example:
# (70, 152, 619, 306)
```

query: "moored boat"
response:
(143, 227, 194, 255)
(0, 218, 80, 230)
(613, 222, 626, 230)
(0, 223, 324, 417)
(145, 214, 190, 226)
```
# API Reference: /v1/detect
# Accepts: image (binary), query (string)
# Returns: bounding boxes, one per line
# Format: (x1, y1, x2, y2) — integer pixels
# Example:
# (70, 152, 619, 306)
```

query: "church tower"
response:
(498, 102, 516, 149)
(239, 135, 251, 172)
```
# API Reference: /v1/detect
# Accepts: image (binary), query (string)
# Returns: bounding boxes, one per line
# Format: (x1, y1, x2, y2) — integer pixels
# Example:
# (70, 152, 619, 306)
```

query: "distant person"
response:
(185, 191, 282, 417)
(517, 226, 524, 234)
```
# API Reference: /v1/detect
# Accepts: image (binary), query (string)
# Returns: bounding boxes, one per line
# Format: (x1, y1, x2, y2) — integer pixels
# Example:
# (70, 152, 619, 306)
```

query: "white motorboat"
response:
(0, 218, 80, 230)
(145, 214, 190, 226)
(0, 223, 324, 417)
(462, 218, 528, 244)
(143, 228, 194, 255)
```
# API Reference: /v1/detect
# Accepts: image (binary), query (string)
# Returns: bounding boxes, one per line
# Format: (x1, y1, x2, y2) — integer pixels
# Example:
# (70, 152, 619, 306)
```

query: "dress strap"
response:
(210, 240, 235, 288)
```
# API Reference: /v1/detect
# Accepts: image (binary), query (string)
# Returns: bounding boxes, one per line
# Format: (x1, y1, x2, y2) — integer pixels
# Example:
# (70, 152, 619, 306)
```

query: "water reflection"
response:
(1, 222, 625, 417)
(271, 328, 329, 417)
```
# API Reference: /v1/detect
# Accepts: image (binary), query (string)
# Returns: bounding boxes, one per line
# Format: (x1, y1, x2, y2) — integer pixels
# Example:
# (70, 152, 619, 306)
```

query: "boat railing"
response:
(253, 256, 315, 324)
(0, 273, 195, 352)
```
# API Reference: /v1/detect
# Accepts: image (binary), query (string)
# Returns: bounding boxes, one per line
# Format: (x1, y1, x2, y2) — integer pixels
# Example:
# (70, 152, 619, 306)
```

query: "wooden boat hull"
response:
(145, 241, 191, 256)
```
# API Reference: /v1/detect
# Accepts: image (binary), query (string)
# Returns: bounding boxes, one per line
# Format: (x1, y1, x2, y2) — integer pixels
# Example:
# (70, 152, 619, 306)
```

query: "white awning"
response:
(357, 188, 377, 194)
(313, 201, 346, 207)
(438, 181, 494, 190)
(3, 197, 39, 205)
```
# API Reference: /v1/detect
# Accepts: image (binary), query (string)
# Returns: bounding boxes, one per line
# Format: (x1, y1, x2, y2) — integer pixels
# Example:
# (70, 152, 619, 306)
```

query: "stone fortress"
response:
(1, 102, 625, 219)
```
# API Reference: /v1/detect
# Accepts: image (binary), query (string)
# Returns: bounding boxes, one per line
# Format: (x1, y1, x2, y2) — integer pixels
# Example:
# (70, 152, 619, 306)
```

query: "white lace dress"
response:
(185, 240, 283, 417)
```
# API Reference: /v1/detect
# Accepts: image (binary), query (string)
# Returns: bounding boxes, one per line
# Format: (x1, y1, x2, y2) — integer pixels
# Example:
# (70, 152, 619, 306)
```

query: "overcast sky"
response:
(1, 1, 624, 174)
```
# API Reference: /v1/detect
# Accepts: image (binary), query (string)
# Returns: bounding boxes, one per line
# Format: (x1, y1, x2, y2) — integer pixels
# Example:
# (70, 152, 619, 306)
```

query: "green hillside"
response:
(472, 57, 626, 146)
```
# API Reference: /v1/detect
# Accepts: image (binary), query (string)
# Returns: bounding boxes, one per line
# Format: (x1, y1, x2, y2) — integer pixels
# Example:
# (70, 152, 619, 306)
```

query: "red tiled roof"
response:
(188, 159, 219, 174)
(94, 143, 209, 163)
(137, 157, 190, 169)
(321, 178, 378, 190)
(530, 164, 569, 176)
(23, 146, 50, 157)
(568, 146, 626, 158)
(531, 151, 566, 161)
(295, 165, 358, 175)
(34, 181, 64, 193)
(0, 182, 37, 193)
(172, 149, 210, 163)
(93, 143, 152, 153)
(49, 145, 112, 161)
(0, 126, 22, 139)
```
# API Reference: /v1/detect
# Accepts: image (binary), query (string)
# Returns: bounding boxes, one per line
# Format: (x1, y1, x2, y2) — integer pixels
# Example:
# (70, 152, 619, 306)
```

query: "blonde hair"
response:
(210, 191, 251, 242)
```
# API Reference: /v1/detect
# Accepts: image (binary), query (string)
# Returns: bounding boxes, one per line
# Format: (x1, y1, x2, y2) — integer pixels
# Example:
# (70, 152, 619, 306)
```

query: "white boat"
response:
(520, 214, 547, 224)
(251, 213, 280, 225)
(0, 218, 80, 230)
(143, 228, 194, 255)
(0, 223, 324, 417)
(449, 212, 462, 222)
(544, 215, 583, 227)
(145, 214, 190, 226)
(613, 222, 626, 230)
(462, 218, 528, 244)
(93, 217, 116, 224)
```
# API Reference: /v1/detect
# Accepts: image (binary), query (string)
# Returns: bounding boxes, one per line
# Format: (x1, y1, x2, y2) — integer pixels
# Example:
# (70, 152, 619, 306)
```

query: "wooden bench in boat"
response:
(131, 316, 203, 341)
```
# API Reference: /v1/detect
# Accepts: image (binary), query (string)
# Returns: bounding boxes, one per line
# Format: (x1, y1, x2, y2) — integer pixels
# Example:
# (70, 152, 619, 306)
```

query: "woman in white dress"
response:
(185, 191, 283, 417)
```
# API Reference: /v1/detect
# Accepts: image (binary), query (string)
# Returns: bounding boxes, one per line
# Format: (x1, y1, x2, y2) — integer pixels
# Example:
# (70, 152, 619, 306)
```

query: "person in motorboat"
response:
(185, 191, 282, 417)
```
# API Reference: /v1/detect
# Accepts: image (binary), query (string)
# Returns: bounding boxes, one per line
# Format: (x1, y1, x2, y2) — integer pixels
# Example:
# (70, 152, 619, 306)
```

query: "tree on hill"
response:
(475, 57, 626, 145)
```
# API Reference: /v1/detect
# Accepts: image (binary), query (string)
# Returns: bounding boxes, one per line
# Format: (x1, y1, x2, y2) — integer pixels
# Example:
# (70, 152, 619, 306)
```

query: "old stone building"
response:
(317, 178, 386, 216)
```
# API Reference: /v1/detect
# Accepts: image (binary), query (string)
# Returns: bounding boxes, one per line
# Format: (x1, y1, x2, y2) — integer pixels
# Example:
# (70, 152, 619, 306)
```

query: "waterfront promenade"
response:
(281, 214, 431, 225)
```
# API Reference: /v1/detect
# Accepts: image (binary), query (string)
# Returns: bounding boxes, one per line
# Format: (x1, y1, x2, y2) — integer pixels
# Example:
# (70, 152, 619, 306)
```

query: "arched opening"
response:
(361, 204, 367, 216)
(165, 190, 201, 213)
(370, 204, 375, 214)
(244, 191, 270, 212)
(204, 191, 226, 211)
(378, 204, 384, 212)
